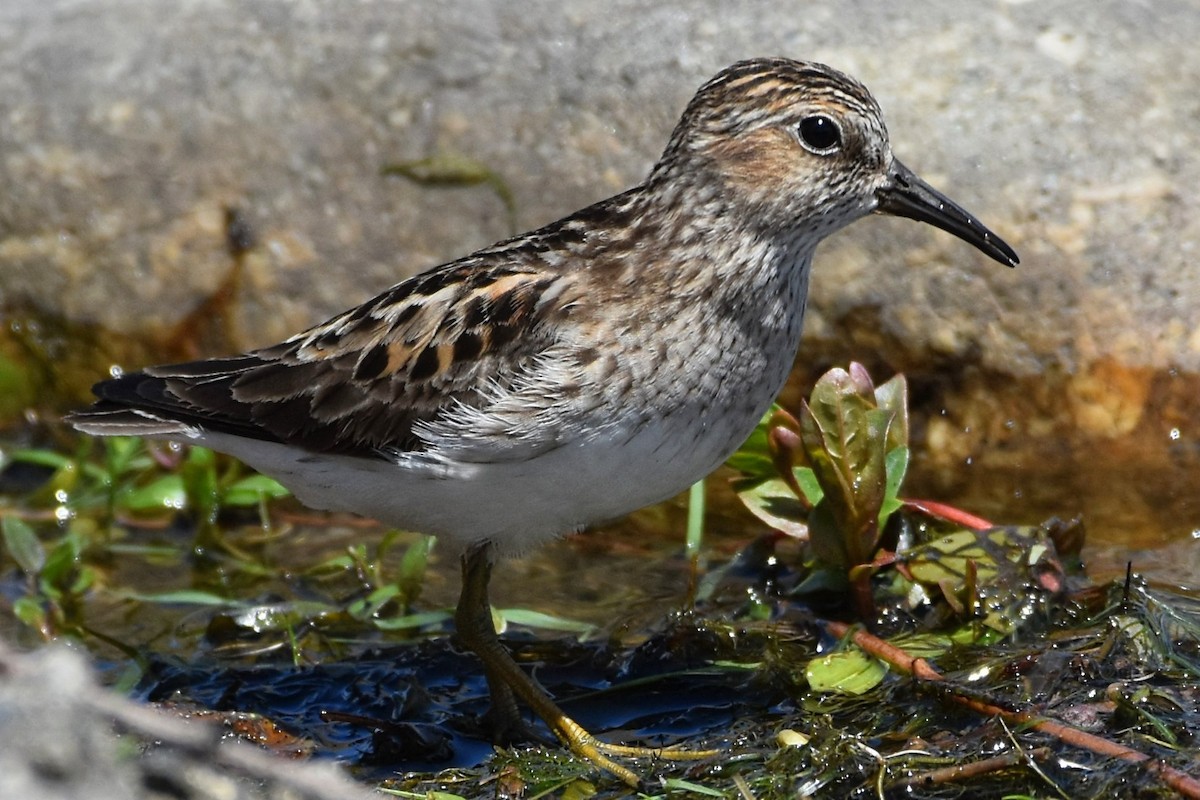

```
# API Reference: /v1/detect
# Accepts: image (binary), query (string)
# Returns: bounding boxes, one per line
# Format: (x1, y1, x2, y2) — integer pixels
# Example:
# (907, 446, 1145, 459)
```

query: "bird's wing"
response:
(69, 257, 577, 457)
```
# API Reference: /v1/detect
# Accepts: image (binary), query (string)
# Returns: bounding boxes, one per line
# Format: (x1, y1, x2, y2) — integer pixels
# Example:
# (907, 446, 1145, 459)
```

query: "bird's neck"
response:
(634, 174, 819, 308)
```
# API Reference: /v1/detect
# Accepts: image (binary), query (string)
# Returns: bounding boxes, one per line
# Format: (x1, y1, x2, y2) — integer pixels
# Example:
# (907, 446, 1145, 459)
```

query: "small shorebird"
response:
(69, 57, 1018, 785)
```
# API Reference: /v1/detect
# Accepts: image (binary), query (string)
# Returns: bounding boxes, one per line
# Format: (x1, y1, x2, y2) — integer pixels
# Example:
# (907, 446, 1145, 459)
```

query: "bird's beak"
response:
(875, 159, 1019, 267)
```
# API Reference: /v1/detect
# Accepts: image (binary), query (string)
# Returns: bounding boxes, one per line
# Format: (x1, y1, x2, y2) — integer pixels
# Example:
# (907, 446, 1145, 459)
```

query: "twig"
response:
(731, 771, 756, 800)
(824, 620, 1200, 799)
(896, 746, 1052, 789)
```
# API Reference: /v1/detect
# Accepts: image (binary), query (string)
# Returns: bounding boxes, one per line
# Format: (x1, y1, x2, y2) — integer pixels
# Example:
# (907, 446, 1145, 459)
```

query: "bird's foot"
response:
(553, 714, 718, 788)
(458, 543, 719, 788)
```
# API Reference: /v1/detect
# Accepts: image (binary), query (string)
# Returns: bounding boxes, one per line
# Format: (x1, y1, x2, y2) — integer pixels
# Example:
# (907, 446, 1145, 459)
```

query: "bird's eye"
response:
(797, 115, 841, 154)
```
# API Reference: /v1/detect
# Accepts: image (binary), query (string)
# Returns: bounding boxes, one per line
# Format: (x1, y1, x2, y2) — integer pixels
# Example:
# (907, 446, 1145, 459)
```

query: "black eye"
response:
(797, 115, 841, 154)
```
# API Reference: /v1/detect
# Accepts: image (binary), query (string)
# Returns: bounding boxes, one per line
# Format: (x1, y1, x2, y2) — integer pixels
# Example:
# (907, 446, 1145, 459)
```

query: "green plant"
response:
(728, 362, 1081, 630)
(3, 437, 289, 541)
(0, 437, 292, 640)
(730, 363, 909, 618)
(1, 515, 97, 638)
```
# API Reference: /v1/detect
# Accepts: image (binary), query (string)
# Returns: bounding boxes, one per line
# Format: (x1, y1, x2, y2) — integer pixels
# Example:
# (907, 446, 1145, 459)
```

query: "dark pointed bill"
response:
(876, 159, 1019, 267)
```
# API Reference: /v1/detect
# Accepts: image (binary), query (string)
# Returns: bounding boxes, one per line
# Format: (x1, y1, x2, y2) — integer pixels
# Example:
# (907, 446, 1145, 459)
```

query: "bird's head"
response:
(654, 57, 1018, 267)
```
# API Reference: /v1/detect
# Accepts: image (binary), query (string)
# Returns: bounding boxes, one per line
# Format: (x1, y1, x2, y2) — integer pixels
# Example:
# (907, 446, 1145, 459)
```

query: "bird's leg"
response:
(455, 541, 716, 788)
(455, 541, 528, 741)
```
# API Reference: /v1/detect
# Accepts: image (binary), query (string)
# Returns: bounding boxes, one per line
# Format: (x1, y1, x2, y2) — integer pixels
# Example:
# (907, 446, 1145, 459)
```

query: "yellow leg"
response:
(455, 541, 716, 787)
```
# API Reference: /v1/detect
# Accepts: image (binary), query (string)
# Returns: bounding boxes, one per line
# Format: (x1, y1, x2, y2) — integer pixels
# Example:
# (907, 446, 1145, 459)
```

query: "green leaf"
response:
(660, 778, 728, 797)
(802, 373, 872, 506)
(118, 589, 233, 606)
(725, 405, 780, 477)
(2, 516, 46, 574)
(794, 466, 824, 506)
(347, 583, 402, 620)
(104, 543, 186, 559)
(9, 448, 74, 471)
(397, 534, 435, 605)
(731, 476, 808, 538)
(498, 608, 596, 635)
(68, 565, 96, 595)
(104, 436, 150, 479)
(879, 445, 910, 524)
(39, 533, 84, 586)
(903, 529, 1003, 587)
(372, 609, 453, 631)
(118, 474, 186, 512)
(849, 406, 892, 547)
(377, 789, 470, 800)
(221, 473, 291, 507)
(806, 647, 887, 694)
(874, 373, 909, 453)
(686, 479, 706, 558)
(12, 596, 46, 629)
(887, 632, 954, 659)
(789, 565, 849, 595)
(182, 446, 219, 522)
(801, 372, 890, 565)
(305, 553, 357, 575)
(806, 498, 847, 568)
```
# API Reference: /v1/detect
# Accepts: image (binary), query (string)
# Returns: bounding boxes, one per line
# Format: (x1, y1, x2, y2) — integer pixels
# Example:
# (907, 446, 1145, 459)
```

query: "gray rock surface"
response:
(1, 0, 1196, 379)
(0, 640, 378, 800)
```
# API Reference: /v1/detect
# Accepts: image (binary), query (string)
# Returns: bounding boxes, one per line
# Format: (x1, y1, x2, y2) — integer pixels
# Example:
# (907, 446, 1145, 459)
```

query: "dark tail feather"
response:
(65, 406, 197, 438)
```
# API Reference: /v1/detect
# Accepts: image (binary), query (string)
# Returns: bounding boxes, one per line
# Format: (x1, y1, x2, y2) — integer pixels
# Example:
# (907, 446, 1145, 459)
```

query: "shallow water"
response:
(3, 422, 1199, 653)
(3, 420, 1199, 792)
(906, 438, 1200, 590)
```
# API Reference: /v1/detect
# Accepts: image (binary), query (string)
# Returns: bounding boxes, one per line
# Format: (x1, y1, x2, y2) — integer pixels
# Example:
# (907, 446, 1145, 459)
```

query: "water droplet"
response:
(967, 664, 992, 681)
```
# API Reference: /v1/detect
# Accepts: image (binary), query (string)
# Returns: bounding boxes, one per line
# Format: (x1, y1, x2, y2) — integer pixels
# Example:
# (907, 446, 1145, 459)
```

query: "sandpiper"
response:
(69, 57, 1018, 785)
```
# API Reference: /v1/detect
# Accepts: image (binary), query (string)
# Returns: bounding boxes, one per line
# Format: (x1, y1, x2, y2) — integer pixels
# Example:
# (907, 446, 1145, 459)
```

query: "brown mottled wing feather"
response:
(81, 258, 573, 457)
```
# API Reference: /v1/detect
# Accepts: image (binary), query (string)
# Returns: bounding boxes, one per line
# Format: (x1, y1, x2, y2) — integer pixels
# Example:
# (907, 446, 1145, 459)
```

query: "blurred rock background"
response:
(0, 641, 378, 800)
(1, 0, 1198, 545)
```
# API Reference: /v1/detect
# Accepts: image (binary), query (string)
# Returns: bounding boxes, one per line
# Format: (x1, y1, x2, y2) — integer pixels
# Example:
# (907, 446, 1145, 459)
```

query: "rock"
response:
(1, 1, 1194, 365)
(2, 0, 1198, 455)
(0, 639, 378, 800)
